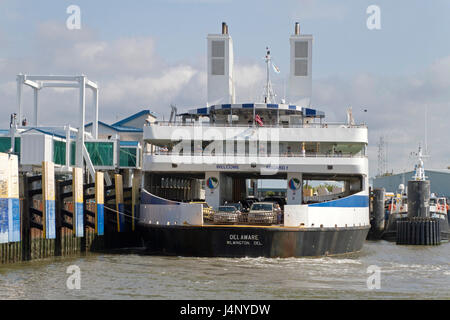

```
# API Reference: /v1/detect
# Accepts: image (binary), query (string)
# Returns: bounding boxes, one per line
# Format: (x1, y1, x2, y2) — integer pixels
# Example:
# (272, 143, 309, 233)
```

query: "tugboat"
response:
(378, 146, 449, 244)
(137, 22, 370, 257)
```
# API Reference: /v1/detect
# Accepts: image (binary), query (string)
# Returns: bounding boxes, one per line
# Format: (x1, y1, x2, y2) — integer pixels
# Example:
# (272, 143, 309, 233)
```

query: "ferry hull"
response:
(137, 223, 369, 258)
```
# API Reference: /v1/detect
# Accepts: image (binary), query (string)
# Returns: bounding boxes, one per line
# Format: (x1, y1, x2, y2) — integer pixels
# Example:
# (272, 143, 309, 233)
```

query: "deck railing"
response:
(149, 151, 366, 158)
(146, 121, 367, 129)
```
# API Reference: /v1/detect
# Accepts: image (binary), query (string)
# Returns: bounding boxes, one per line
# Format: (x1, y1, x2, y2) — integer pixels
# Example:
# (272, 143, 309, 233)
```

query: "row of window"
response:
(0, 137, 138, 168)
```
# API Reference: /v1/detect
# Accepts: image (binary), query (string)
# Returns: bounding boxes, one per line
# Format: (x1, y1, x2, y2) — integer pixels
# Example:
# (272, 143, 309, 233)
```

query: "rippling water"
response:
(0, 241, 448, 300)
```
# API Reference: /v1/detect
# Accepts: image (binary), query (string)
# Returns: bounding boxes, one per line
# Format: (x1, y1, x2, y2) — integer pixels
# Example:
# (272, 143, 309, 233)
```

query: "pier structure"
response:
(0, 153, 143, 264)
(0, 75, 159, 264)
(5, 75, 155, 184)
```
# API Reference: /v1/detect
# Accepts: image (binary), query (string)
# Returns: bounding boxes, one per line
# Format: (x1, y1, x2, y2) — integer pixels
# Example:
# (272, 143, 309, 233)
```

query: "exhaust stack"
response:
(222, 22, 228, 35)
(207, 22, 235, 107)
(288, 22, 312, 106)
(294, 22, 300, 35)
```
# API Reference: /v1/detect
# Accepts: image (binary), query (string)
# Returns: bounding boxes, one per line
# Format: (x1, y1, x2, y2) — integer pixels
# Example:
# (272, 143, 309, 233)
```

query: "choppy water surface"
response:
(0, 241, 448, 299)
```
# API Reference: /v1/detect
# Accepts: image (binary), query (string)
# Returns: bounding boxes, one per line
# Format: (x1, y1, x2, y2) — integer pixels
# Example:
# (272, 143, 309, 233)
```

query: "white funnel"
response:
(288, 23, 312, 106)
(207, 22, 235, 107)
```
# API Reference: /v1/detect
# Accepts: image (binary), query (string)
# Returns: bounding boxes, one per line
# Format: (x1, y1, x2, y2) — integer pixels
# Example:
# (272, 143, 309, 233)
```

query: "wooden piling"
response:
(115, 174, 124, 232)
(1, 165, 142, 265)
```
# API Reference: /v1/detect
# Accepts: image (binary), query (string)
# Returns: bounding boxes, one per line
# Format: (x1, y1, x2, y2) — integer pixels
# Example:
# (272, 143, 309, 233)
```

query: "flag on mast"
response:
(272, 62, 280, 74)
(255, 114, 264, 126)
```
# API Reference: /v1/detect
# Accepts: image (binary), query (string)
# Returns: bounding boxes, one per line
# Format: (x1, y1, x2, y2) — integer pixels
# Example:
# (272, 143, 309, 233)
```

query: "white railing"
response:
(146, 121, 367, 129)
(149, 151, 366, 158)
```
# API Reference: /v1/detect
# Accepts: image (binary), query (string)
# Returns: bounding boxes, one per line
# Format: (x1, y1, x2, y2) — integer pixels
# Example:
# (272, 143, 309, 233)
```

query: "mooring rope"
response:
(103, 205, 140, 221)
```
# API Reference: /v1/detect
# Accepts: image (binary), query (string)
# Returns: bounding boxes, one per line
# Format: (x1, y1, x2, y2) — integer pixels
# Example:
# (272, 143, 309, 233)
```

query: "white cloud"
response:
(312, 58, 450, 176)
(234, 63, 266, 102)
(1, 20, 450, 177)
(99, 65, 199, 120)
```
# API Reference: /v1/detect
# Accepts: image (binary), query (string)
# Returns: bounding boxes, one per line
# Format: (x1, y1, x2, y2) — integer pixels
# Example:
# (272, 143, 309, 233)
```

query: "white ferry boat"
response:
(138, 22, 370, 257)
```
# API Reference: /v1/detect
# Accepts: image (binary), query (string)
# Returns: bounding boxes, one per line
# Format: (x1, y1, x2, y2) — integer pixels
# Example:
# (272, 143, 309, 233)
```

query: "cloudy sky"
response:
(1, 0, 450, 177)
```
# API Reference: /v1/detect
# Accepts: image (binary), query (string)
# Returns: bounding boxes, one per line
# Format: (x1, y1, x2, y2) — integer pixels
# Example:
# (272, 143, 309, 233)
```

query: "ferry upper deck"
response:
(141, 22, 369, 212)
(142, 102, 368, 176)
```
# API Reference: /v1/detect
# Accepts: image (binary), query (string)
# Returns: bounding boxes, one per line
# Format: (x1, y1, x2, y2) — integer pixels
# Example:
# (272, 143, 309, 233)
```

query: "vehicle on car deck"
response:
(248, 202, 282, 225)
(213, 205, 240, 224)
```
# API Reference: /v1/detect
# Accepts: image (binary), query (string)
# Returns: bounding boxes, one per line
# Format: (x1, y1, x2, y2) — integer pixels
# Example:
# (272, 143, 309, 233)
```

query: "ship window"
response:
(295, 59, 308, 76)
(295, 41, 308, 58)
(212, 59, 225, 75)
(212, 41, 225, 58)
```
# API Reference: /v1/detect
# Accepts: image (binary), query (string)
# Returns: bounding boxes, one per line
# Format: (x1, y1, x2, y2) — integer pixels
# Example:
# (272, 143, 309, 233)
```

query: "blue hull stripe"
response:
(309, 195, 369, 208)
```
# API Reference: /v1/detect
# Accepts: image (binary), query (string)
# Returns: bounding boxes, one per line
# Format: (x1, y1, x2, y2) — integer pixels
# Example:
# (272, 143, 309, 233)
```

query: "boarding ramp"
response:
(140, 189, 203, 226)
(303, 192, 346, 204)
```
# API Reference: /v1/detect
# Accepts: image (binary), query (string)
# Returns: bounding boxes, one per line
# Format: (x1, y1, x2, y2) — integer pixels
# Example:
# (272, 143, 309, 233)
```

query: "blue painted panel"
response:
(242, 104, 254, 109)
(197, 107, 208, 115)
(304, 108, 316, 116)
(97, 204, 104, 236)
(8, 198, 13, 242)
(9, 198, 20, 242)
(111, 110, 156, 127)
(45, 199, 56, 239)
(267, 104, 278, 109)
(221, 104, 231, 109)
(309, 195, 369, 208)
(75, 202, 84, 237)
(0, 198, 8, 244)
(119, 141, 139, 147)
(289, 105, 297, 110)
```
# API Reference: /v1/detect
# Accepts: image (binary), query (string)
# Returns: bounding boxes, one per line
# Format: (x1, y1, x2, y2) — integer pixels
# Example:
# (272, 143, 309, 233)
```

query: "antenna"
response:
(377, 136, 387, 177)
(262, 46, 277, 104)
(169, 104, 177, 124)
(425, 105, 428, 156)
(346, 107, 355, 125)
(411, 145, 428, 181)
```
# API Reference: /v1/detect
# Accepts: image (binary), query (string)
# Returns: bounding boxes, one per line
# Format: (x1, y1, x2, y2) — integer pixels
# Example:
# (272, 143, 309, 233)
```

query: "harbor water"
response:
(0, 241, 448, 300)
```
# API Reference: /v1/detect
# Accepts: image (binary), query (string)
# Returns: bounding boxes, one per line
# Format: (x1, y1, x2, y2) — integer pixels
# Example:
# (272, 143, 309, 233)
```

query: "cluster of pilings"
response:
(0, 157, 142, 265)
(368, 180, 446, 245)
(396, 217, 441, 245)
